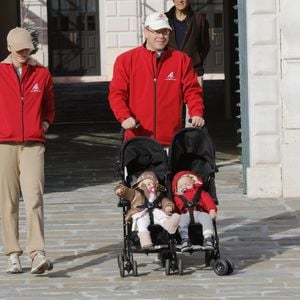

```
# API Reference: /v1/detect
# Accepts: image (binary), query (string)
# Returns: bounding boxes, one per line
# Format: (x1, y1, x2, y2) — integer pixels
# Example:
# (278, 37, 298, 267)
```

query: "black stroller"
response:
(169, 126, 234, 276)
(115, 136, 181, 277)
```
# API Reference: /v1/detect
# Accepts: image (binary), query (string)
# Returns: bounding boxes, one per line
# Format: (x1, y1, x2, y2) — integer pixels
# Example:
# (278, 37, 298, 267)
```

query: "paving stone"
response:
(1, 82, 300, 299)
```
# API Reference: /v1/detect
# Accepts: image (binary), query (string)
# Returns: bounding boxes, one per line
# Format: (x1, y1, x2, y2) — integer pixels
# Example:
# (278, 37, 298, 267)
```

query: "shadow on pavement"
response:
(47, 80, 240, 193)
(48, 243, 122, 278)
(218, 210, 300, 270)
(44, 210, 300, 277)
(45, 123, 122, 193)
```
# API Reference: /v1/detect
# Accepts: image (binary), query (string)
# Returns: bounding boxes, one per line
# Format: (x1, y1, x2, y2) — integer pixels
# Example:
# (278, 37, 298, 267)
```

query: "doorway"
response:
(48, 0, 100, 76)
(191, 0, 224, 75)
(0, 0, 20, 60)
(190, 0, 242, 166)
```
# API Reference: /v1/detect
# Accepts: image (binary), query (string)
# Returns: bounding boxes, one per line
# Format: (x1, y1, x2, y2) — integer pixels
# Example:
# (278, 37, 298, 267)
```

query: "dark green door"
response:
(48, 0, 100, 76)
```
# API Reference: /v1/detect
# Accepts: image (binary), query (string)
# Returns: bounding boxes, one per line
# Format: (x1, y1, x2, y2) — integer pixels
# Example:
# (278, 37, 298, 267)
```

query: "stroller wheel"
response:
(158, 249, 172, 267)
(224, 258, 235, 275)
(204, 251, 213, 267)
(132, 260, 138, 277)
(213, 259, 229, 276)
(129, 253, 134, 264)
(157, 252, 164, 267)
(177, 257, 183, 276)
(117, 253, 122, 268)
(164, 259, 171, 275)
(117, 254, 125, 277)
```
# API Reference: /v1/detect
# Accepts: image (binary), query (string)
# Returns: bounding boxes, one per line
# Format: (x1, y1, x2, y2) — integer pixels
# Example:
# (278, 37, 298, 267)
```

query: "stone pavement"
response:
(0, 82, 300, 299)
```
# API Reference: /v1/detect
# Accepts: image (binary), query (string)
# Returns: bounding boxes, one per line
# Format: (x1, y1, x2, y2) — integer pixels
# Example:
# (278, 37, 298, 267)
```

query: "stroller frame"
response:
(116, 127, 234, 276)
(169, 127, 234, 276)
(116, 136, 182, 277)
(117, 200, 181, 276)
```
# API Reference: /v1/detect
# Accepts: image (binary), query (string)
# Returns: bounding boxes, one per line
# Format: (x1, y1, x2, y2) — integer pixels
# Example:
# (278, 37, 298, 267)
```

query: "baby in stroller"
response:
(116, 136, 183, 276)
(172, 170, 217, 252)
(115, 171, 180, 249)
(116, 129, 234, 276)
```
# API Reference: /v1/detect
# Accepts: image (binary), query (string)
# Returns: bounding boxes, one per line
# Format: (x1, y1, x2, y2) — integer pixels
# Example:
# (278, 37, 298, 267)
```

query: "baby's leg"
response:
(194, 211, 214, 237)
(136, 214, 150, 232)
(152, 208, 168, 223)
(178, 213, 193, 252)
(153, 208, 180, 234)
(136, 215, 152, 249)
(178, 213, 190, 241)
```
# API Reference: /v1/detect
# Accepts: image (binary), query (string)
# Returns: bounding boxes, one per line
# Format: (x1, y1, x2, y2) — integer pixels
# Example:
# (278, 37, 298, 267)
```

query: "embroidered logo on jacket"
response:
(31, 83, 41, 93)
(165, 72, 176, 81)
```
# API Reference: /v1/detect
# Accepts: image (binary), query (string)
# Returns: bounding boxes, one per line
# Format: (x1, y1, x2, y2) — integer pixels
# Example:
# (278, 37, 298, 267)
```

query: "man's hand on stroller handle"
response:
(188, 116, 205, 128)
(121, 117, 140, 129)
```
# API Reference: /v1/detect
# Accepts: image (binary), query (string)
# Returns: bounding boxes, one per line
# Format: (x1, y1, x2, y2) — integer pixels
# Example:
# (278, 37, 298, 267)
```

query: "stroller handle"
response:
(120, 120, 140, 141)
(188, 118, 205, 128)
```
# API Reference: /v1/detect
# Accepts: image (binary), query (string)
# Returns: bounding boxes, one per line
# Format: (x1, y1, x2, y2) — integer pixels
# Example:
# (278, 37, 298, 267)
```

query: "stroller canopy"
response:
(119, 136, 169, 187)
(169, 127, 217, 183)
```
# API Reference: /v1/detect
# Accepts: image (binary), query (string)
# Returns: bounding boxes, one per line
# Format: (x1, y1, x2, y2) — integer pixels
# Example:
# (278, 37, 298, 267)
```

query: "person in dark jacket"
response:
(166, 0, 210, 86)
(109, 12, 205, 146)
(0, 27, 55, 274)
(166, 0, 210, 125)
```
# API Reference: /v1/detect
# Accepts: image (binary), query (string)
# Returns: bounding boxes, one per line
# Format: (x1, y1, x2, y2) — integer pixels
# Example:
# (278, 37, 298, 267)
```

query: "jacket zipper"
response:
(152, 52, 164, 141)
(153, 77, 157, 140)
(21, 95, 25, 142)
(18, 70, 25, 142)
(151, 53, 157, 140)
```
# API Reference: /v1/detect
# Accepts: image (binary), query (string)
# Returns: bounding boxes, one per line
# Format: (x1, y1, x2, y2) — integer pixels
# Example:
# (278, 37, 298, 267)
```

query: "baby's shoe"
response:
(162, 213, 180, 234)
(181, 239, 192, 252)
(202, 236, 214, 250)
(138, 231, 153, 249)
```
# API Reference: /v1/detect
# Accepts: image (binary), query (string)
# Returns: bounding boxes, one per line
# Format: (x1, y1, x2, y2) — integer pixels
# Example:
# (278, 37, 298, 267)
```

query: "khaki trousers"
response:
(0, 142, 45, 258)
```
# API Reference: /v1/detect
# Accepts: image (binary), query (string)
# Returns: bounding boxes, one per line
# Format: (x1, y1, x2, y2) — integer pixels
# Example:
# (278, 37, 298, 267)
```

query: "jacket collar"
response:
(1, 54, 42, 66)
(167, 5, 194, 20)
(142, 43, 170, 56)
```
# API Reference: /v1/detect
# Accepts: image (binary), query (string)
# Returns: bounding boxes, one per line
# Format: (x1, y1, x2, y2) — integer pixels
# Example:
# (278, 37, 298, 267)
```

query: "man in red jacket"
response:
(109, 12, 205, 146)
(0, 27, 55, 274)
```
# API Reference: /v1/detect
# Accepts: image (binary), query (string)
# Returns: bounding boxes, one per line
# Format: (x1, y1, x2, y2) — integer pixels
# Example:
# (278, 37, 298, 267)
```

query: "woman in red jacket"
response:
(172, 170, 217, 252)
(0, 27, 55, 274)
(109, 12, 205, 146)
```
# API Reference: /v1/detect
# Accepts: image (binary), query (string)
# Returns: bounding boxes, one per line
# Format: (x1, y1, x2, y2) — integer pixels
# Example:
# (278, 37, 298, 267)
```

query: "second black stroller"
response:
(115, 136, 181, 277)
(169, 126, 234, 276)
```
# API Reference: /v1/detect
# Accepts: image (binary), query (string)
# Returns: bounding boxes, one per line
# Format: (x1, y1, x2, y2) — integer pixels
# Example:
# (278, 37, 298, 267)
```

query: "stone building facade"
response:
(245, 0, 300, 197)
(3, 0, 300, 198)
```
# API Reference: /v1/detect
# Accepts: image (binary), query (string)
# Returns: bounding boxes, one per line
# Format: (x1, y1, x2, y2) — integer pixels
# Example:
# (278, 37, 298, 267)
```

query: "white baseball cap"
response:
(145, 12, 172, 30)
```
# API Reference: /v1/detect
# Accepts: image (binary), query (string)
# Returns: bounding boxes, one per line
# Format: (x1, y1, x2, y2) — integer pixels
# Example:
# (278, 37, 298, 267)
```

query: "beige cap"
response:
(145, 12, 172, 30)
(7, 27, 34, 52)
